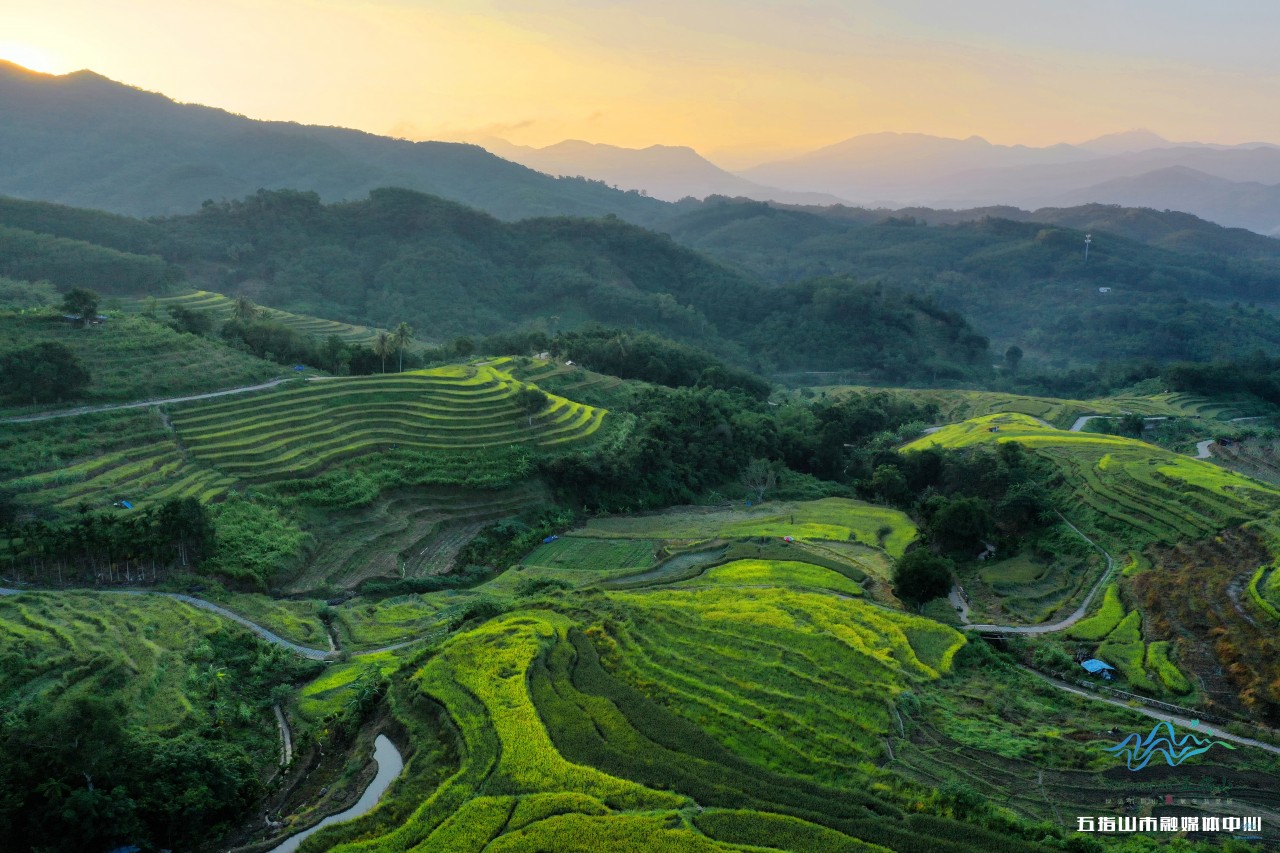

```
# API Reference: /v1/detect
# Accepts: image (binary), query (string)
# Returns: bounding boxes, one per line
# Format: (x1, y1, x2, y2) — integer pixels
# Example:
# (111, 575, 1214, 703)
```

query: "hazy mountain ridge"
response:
(740, 130, 1280, 234)
(480, 137, 847, 205)
(0, 61, 667, 224)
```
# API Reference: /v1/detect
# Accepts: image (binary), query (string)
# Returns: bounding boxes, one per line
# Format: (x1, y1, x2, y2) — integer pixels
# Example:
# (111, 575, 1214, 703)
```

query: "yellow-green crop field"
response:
(574, 498, 917, 558)
(825, 386, 1272, 429)
(300, 555, 994, 853)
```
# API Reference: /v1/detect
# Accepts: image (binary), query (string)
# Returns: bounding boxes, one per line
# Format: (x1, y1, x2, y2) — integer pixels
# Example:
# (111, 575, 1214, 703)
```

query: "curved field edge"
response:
(299, 594, 1008, 853)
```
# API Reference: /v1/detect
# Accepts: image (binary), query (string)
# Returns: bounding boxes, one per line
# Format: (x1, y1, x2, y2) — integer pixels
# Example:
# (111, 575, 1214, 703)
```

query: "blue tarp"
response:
(119, 500, 133, 510)
(542, 535, 559, 544)
(1080, 659, 1115, 674)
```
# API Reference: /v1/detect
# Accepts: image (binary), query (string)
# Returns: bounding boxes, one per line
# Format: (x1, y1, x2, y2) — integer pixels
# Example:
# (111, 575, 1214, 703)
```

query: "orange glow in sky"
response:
(3, 1, 1279, 168)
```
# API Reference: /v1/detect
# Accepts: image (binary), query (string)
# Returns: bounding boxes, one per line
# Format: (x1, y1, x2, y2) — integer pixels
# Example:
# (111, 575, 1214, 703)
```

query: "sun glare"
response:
(0, 41, 66, 74)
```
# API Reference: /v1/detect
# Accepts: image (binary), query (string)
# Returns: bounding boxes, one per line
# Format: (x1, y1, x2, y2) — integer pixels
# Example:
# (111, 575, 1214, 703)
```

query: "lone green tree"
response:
(0, 342, 91, 403)
(61, 288, 99, 327)
(373, 331, 393, 374)
(741, 458, 777, 502)
(454, 337, 475, 359)
(394, 322, 414, 372)
(892, 549, 954, 605)
(514, 386, 549, 426)
(1004, 345, 1023, 374)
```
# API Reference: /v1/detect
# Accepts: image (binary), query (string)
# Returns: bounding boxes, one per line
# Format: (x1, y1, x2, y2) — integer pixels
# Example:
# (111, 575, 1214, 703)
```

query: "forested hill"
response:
(0, 61, 666, 224)
(0, 190, 991, 380)
(663, 198, 1280, 363)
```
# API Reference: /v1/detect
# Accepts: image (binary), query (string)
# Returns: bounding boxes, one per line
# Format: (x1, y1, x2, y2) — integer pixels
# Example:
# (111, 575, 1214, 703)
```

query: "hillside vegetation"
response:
(0, 61, 666, 223)
(903, 412, 1280, 552)
(0, 190, 991, 381)
(664, 198, 1280, 363)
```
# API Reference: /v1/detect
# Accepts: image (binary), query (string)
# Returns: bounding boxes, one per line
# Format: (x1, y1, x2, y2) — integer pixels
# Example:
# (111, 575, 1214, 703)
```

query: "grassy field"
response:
(969, 544, 1096, 624)
(823, 386, 1274, 429)
(119, 290, 413, 349)
(169, 365, 606, 481)
(903, 412, 1280, 552)
(0, 311, 284, 413)
(575, 498, 917, 557)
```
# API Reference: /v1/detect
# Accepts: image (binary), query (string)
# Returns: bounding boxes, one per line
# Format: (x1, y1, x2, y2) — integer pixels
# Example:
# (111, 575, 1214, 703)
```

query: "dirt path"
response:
(0, 376, 305, 423)
(958, 513, 1116, 635)
(273, 703, 294, 766)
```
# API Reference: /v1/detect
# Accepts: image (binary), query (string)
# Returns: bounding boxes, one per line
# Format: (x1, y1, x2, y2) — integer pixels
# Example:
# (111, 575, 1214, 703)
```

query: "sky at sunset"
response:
(4, 0, 1279, 167)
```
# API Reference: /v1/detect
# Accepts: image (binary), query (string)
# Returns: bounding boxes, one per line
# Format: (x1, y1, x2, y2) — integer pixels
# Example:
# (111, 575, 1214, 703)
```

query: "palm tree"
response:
(393, 322, 413, 372)
(373, 331, 393, 374)
(232, 296, 258, 322)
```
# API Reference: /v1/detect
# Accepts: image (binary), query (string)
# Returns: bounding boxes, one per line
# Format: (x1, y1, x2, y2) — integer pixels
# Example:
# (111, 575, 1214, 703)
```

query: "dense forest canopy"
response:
(662, 198, 1280, 363)
(0, 189, 991, 381)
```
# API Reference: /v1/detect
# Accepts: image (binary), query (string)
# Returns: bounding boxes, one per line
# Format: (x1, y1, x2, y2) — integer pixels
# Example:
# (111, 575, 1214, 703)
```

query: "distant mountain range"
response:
(473, 129, 1280, 236)
(5, 60, 1280, 237)
(0, 61, 665, 224)
(478, 138, 845, 205)
(738, 131, 1280, 235)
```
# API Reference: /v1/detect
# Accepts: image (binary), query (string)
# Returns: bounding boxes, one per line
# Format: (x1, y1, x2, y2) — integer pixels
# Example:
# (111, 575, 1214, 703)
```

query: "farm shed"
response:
(1080, 659, 1115, 680)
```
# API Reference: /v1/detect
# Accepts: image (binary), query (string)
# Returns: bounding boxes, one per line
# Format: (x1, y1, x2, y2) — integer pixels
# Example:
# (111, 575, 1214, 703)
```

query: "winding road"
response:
(0, 376, 331, 424)
(1026, 669, 1280, 758)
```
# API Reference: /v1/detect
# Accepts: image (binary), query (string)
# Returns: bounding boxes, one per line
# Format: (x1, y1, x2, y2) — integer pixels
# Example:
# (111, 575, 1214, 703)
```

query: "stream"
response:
(267, 734, 404, 853)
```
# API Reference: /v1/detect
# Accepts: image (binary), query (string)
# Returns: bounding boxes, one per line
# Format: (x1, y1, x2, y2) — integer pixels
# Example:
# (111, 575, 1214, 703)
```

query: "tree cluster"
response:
(3, 498, 213, 586)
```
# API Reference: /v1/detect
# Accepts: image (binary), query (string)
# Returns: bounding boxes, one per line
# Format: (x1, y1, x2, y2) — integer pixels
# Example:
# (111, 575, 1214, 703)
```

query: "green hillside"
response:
(170, 365, 605, 481)
(663, 198, 1280, 363)
(0, 310, 286, 413)
(0, 190, 992, 381)
(902, 412, 1280, 552)
(119, 290, 400, 348)
(0, 591, 317, 849)
(0, 61, 666, 224)
(825, 385, 1272, 429)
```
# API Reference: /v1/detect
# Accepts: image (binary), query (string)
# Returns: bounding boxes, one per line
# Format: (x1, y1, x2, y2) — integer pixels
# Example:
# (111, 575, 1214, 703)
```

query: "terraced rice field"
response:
(119, 290, 405, 348)
(971, 548, 1095, 625)
(303, 571, 1021, 853)
(5, 365, 605, 524)
(289, 485, 547, 592)
(826, 386, 1272, 430)
(904, 413, 1280, 551)
(169, 365, 606, 481)
(1211, 436, 1280, 487)
(1, 408, 234, 513)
